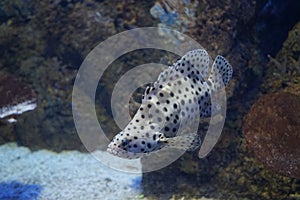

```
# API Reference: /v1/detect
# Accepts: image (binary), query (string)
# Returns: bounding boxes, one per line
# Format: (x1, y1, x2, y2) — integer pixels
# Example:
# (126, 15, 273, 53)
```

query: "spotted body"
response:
(107, 49, 233, 159)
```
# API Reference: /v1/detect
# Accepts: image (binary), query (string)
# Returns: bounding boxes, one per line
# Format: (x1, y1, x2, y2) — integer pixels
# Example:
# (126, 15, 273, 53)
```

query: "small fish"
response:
(107, 49, 232, 159)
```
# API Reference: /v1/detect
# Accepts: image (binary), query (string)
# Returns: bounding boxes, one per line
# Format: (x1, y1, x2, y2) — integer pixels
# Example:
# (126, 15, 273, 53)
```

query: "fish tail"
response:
(208, 55, 233, 91)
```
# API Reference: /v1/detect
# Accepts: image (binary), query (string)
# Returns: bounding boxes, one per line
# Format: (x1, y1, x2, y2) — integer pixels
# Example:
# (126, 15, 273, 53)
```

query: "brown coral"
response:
(243, 92, 300, 179)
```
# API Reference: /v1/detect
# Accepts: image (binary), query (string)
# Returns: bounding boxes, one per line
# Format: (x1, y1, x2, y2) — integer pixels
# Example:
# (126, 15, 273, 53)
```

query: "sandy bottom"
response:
(0, 143, 142, 200)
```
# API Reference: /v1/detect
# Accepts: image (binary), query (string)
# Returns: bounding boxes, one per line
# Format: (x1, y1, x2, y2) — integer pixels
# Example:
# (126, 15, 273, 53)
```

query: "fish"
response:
(107, 49, 233, 159)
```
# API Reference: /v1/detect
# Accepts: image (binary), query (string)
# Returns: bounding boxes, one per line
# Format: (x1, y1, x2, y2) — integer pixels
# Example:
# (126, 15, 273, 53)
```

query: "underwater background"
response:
(0, 0, 300, 199)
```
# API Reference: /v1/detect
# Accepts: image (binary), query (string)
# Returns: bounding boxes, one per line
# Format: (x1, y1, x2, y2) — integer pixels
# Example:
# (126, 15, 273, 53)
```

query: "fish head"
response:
(107, 130, 168, 159)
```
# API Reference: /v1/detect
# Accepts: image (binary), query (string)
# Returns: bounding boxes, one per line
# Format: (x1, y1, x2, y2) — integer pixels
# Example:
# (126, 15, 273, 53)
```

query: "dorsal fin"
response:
(151, 49, 210, 90)
(175, 49, 210, 78)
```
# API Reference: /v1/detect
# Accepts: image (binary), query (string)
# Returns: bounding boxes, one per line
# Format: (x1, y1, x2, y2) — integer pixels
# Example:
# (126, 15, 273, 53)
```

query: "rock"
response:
(243, 92, 300, 179)
(0, 72, 37, 121)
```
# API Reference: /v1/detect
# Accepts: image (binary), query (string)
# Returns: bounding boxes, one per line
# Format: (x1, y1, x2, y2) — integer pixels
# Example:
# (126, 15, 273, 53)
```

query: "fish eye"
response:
(121, 139, 129, 147)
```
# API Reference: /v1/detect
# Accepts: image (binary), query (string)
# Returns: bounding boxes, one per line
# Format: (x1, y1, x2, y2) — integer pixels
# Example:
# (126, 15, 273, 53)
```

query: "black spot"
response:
(147, 143, 152, 149)
(181, 111, 185, 117)
(140, 107, 144, 111)
(173, 103, 178, 109)
(141, 115, 145, 119)
(175, 115, 179, 120)
(142, 141, 145, 144)
(147, 104, 152, 108)
(148, 96, 152, 100)
(136, 119, 139, 123)
(166, 100, 170, 104)
(163, 107, 168, 112)
(133, 144, 138, 148)
(141, 126, 144, 130)
(156, 101, 160, 105)
(141, 148, 145, 152)
(159, 93, 164, 97)
(150, 125, 155, 129)
(172, 128, 177, 133)
(164, 126, 170, 131)
(170, 92, 174, 97)
(134, 136, 138, 139)
(181, 99, 185, 105)
(180, 69, 184, 73)
(166, 116, 170, 121)
(133, 126, 136, 129)
(159, 85, 163, 89)
(145, 87, 150, 94)
(153, 135, 156, 141)
(173, 119, 177, 124)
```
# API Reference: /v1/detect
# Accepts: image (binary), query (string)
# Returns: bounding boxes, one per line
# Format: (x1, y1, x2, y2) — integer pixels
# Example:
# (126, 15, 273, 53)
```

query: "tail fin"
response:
(208, 55, 233, 91)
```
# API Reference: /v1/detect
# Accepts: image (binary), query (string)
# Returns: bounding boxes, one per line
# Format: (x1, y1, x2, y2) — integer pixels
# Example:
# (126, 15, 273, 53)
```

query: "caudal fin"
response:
(208, 55, 233, 91)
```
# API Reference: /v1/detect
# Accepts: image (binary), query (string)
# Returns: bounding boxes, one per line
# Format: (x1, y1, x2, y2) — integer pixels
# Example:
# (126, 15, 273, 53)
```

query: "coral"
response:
(243, 92, 300, 179)
(0, 72, 37, 120)
(263, 21, 300, 94)
(0, 0, 119, 151)
(150, 0, 198, 43)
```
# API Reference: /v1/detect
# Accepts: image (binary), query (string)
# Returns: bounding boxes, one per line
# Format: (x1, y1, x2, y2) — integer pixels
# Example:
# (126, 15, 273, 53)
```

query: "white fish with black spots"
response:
(107, 49, 233, 159)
